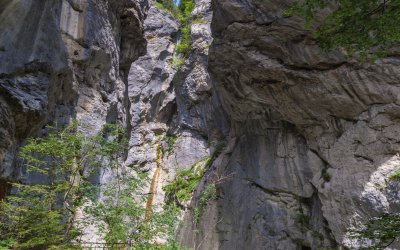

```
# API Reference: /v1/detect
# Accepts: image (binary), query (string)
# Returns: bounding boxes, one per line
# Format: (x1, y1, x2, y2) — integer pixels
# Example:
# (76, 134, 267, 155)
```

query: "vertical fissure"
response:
(145, 142, 164, 219)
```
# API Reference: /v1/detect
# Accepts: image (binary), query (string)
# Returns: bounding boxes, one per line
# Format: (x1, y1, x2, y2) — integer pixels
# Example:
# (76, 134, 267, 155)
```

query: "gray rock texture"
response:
(0, 0, 149, 180)
(179, 0, 400, 249)
(2, 0, 400, 249)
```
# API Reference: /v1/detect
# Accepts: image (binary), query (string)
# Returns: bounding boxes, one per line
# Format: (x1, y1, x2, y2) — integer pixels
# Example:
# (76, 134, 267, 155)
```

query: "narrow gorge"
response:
(1, 0, 400, 249)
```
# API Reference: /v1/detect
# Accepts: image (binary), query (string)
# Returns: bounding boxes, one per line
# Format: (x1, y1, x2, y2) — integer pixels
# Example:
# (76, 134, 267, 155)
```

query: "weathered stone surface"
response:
(0, 0, 148, 180)
(0, 0, 150, 245)
(125, 5, 178, 168)
(124, 1, 217, 211)
(2, 0, 400, 249)
(181, 0, 400, 249)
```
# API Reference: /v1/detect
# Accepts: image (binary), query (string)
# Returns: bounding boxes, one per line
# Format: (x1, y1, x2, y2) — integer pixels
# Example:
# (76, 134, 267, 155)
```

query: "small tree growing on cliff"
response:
(348, 213, 400, 249)
(0, 122, 180, 249)
(0, 122, 87, 249)
(154, 0, 195, 61)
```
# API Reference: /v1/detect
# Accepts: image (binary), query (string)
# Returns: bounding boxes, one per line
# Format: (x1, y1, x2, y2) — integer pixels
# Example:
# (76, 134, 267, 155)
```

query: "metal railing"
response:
(78, 241, 133, 250)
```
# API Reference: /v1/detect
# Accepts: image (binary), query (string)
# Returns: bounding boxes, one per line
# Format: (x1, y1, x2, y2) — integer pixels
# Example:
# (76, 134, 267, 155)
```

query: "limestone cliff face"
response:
(185, 0, 400, 249)
(0, 0, 148, 180)
(2, 0, 400, 249)
(124, 1, 213, 211)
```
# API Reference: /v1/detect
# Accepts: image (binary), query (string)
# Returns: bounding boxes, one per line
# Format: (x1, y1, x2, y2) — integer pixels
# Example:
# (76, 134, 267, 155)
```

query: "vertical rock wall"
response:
(124, 0, 227, 213)
(2, 0, 400, 249)
(181, 0, 400, 249)
(0, 0, 148, 181)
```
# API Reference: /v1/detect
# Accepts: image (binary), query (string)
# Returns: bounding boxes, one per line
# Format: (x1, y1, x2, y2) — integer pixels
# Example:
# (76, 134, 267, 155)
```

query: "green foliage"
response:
(192, 18, 208, 24)
(176, 0, 195, 57)
(155, 1, 165, 10)
(171, 57, 185, 69)
(0, 239, 16, 250)
(164, 157, 211, 207)
(0, 122, 92, 249)
(155, 0, 195, 60)
(348, 213, 400, 249)
(86, 173, 146, 246)
(389, 170, 400, 181)
(155, 0, 179, 17)
(155, 0, 174, 10)
(194, 184, 217, 224)
(296, 212, 311, 228)
(346, 170, 400, 249)
(345, 171, 400, 249)
(295, 205, 311, 234)
(163, 142, 224, 223)
(86, 173, 181, 249)
(163, 135, 177, 156)
(0, 122, 182, 249)
(287, 0, 400, 58)
(321, 167, 331, 182)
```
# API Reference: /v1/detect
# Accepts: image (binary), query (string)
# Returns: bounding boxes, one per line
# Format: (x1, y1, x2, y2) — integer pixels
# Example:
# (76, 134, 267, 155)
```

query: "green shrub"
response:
(172, 57, 185, 68)
(194, 184, 218, 224)
(0, 239, 16, 250)
(162, 135, 177, 156)
(348, 213, 400, 249)
(164, 157, 211, 206)
(0, 122, 89, 249)
(192, 18, 208, 24)
(155, 0, 175, 12)
(176, 0, 195, 57)
(389, 170, 400, 181)
(286, 0, 400, 59)
(154, 0, 196, 62)
(155, 2, 166, 11)
(0, 122, 181, 249)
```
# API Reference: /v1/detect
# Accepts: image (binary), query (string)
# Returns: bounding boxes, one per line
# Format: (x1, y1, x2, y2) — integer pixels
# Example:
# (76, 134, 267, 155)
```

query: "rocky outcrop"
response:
(181, 0, 400, 249)
(0, 0, 149, 180)
(124, 0, 226, 213)
(2, 0, 400, 249)
(123, 3, 191, 210)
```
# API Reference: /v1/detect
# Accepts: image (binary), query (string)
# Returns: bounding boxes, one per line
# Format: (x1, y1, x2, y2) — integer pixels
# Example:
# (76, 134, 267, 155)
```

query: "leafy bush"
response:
(0, 122, 181, 249)
(163, 142, 224, 224)
(0, 122, 91, 249)
(389, 170, 400, 181)
(194, 184, 217, 224)
(348, 213, 400, 249)
(171, 57, 185, 69)
(162, 135, 177, 156)
(286, 0, 400, 58)
(176, 0, 195, 57)
(155, 0, 195, 59)
(155, 0, 175, 11)
(163, 157, 212, 207)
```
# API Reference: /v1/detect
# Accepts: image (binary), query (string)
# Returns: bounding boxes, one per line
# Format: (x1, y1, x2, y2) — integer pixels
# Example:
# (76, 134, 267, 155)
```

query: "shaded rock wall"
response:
(0, 0, 221, 244)
(2, 0, 400, 249)
(0, 0, 148, 180)
(179, 0, 400, 249)
(124, 3, 206, 211)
